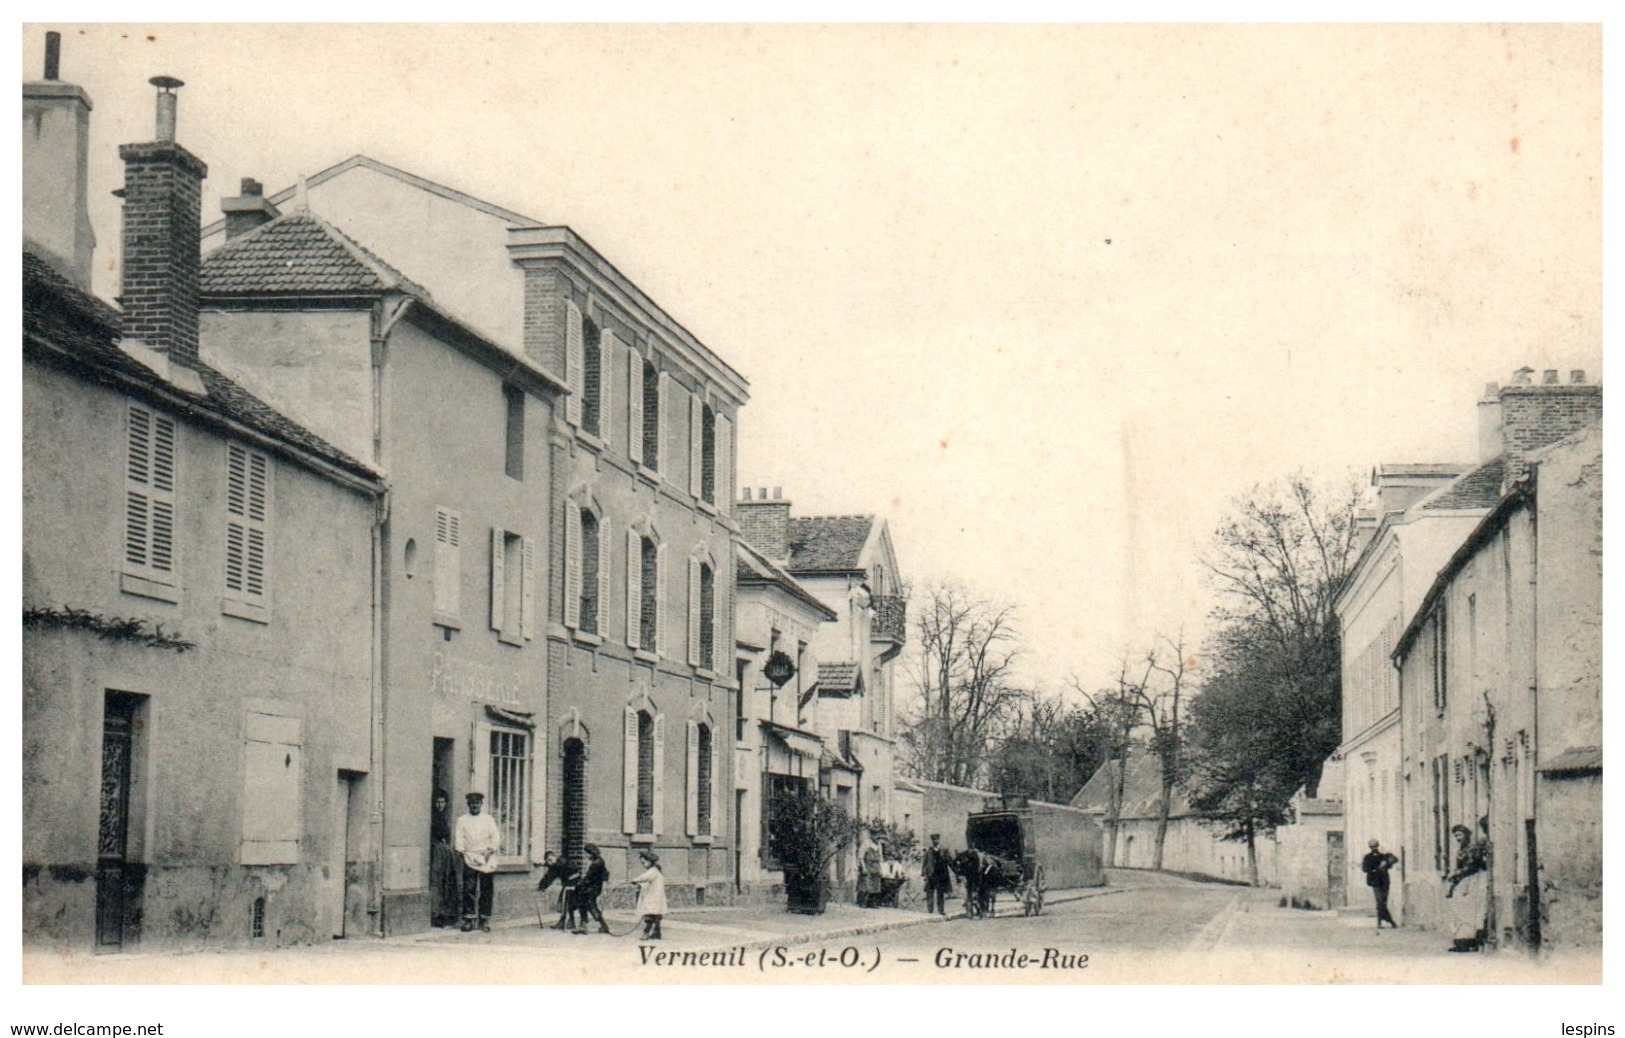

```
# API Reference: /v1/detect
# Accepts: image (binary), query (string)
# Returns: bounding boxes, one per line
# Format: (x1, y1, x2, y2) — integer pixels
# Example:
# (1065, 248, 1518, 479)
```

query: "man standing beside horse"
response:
(922, 833, 955, 915)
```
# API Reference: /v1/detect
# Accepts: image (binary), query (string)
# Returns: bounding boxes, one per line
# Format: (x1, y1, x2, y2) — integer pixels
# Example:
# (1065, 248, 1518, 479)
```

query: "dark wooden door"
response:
(96, 693, 140, 950)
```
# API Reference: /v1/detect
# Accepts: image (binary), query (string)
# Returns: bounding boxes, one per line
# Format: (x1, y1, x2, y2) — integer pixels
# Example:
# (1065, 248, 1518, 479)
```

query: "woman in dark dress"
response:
(429, 789, 459, 927)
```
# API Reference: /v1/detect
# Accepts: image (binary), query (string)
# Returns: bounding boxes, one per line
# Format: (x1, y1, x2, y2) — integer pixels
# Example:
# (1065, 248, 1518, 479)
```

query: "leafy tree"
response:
(900, 583, 1025, 787)
(1183, 475, 1360, 882)
(987, 691, 1121, 805)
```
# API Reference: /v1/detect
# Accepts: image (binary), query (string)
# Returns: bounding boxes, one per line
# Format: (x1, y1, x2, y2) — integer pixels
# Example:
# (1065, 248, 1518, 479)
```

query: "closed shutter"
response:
(688, 556, 702, 666)
(521, 536, 537, 640)
(654, 541, 667, 658)
(565, 300, 584, 427)
(651, 713, 667, 836)
(626, 530, 642, 650)
(225, 442, 271, 599)
(656, 372, 671, 477)
(600, 329, 616, 449)
(125, 404, 178, 580)
(714, 562, 728, 678)
(489, 527, 506, 632)
(434, 507, 462, 618)
(622, 707, 639, 834)
(689, 393, 704, 498)
(242, 712, 302, 865)
(716, 413, 732, 517)
(686, 721, 700, 837)
(711, 722, 725, 840)
(564, 504, 582, 629)
(627, 345, 644, 465)
(598, 519, 613, 642)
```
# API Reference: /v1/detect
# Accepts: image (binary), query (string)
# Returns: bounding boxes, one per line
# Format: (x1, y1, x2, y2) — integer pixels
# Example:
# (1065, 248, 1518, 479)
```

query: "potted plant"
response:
(769, 786, 854, 914)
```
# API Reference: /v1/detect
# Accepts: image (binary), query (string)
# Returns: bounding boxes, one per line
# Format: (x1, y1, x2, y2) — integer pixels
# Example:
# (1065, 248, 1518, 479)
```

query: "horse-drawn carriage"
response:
(954, 795, 1048, 918)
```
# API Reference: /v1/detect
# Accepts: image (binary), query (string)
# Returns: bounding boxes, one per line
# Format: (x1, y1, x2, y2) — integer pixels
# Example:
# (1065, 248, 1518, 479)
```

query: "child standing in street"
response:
(633, 850, 667, 941)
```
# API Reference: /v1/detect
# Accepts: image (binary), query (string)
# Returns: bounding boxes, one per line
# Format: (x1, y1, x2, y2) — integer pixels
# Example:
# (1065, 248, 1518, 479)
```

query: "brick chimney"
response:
(222, 177, 280, 240)
(23, 32, 97, 289)
(118, 75, 208, 364)
(737, 486, 791, 560)
(1481, 367, 1603, 488)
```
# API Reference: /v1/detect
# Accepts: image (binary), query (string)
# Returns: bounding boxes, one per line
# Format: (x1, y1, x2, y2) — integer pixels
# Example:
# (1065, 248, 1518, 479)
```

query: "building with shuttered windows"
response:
(201, 155, 750, 907)
(23, 60, 385, 951)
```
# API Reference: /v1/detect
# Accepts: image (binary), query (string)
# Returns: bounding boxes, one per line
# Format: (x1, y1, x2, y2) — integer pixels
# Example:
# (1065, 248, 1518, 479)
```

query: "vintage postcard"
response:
(13, 20, 1608, 1034)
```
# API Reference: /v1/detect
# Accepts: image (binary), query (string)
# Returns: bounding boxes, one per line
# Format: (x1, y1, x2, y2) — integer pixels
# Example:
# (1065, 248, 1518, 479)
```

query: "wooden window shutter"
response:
(656, 372, 671, 477)
(710, 722, 725, 840)
(716, 413, 732, 517)
(689, 393, 704, 498)
(599, 328, 616, 449)
(686, 721, 700, 837)
(688, 556, 702, 666)
(651, 712, 667, 835)
(565, 300, 584, 426)
(434, 507, 461, 618)
(226, 443, 272, 599)
(654, 541, 667, 658)
(598, 519, 613, 642)
(564, 504, 582, 629)
(489, 527, 506, 632)
(625, 529, 642, 650)
(622, 707, 639, 833)
(627, 345, 644, 465)
(125, 404, 178, 579)
(714, 562, 728, 679)
(521, 535, 537, 640)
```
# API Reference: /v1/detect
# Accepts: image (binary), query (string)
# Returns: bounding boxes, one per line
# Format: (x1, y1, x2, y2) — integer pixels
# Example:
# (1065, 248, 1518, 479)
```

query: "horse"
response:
(952, 848, 1008, 918)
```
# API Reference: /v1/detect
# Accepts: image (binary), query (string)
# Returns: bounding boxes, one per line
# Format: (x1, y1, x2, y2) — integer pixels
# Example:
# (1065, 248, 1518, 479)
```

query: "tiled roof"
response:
(787, 515, 874, 573)
(816, 661, 862, 696)
(1421, 457, 1506, 511)
(1537, 746, 1601, 775)
(201, 209, 431, 299)
(24, 247, 379, 485)
(736, 541, 839, 621)
(1069, 748, 1193, 820)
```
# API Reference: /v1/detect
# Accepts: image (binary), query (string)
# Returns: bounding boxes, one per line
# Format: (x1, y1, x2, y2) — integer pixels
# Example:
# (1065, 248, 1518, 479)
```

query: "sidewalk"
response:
(408, 885, 1121, 954)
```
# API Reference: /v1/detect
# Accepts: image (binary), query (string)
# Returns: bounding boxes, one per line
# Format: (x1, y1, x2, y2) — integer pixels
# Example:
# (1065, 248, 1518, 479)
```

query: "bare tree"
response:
(899, 583, 1024, 788)
(1127, 633, 1195, 871)
(1072, 665, 1145, 868)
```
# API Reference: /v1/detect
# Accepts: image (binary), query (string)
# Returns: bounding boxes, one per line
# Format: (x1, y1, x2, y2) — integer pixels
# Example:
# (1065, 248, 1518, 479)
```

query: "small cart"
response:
(964, 795, 1048, 917)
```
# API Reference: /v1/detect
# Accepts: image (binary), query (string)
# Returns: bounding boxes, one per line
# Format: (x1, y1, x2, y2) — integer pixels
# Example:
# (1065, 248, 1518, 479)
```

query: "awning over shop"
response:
(1538, 745, 1601, 776)
(761, 720, 825, 759)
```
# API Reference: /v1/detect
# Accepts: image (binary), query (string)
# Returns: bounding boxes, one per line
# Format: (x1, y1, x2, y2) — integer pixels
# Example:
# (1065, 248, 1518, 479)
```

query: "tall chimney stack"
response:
(1484, 367, 1602, 489)
(119, 75, 208, 364)
(23, 31, 97, 289)
(737, 488, 793, 561)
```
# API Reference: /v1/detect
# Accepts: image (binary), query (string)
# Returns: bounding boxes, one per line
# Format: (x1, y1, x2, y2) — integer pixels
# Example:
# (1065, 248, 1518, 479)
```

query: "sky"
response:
(18, 22, 1603, 696)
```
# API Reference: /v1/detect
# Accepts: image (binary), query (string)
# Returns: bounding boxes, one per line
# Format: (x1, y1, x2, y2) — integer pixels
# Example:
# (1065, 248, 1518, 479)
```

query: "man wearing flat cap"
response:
(922, 833, 954, 915)
(455, 791, 501, 932)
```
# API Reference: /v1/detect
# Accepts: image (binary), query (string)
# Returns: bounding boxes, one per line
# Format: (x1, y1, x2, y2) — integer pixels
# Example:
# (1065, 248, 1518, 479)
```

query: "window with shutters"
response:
(696, 723, 713, 837)
(582, 319, 602, 437)
(503, 385, 525, 480)
(689, 561, 715, 672)
(640, 536, 659, 653)
(579, 509, 601, 635)
(223, 441, 272, 621)
(701, 405, 717, 504)
(122, 403, 179, 600)
(636, 710, 656, 835)
(489, 527, 536, 646)
(641, 360, 660, 471)
(433, 507, 462, 628)
(242, 711, 302, 865)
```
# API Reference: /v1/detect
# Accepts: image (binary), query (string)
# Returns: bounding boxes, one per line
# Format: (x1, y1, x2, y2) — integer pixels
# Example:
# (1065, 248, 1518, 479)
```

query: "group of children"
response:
(537, 844, 667, 941)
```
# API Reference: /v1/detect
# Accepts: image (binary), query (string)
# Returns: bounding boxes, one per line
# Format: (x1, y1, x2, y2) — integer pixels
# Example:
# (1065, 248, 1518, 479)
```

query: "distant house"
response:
(736, 490, 907, 829)
(1071, 748, 1277, 886)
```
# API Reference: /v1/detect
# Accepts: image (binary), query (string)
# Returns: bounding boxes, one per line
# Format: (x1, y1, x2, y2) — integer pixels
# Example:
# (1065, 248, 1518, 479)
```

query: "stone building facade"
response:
(22, 63, 385, 952)
(1394, 414, 1601, 951)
